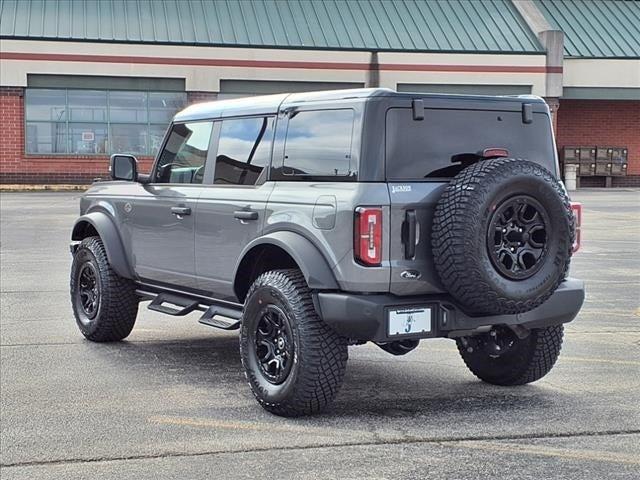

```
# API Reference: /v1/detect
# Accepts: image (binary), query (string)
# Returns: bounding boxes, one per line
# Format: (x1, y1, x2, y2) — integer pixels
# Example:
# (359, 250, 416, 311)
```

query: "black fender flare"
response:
(71, 212, 134, 279)
(234, 231, 339, 292)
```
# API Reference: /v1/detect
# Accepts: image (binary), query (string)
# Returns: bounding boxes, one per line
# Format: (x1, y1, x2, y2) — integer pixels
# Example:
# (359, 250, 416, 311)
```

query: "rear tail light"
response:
(570, 202, 582, 253)
(354, 207, 383, 266)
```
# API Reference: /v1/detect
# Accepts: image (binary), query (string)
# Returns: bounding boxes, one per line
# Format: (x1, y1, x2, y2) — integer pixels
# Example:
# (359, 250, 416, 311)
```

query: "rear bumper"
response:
(314, 278, 585, 342)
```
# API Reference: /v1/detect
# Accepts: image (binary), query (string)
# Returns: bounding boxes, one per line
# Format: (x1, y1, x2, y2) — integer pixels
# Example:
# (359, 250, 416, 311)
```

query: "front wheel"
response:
(70, 236, 138, 342)
(239, 269, 348, 417)
(456, 325, 564, 386)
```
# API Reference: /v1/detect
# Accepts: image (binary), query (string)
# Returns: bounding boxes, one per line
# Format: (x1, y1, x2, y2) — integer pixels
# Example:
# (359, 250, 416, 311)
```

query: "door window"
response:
(214, 117, 274, 185)
(155, 122, 213, 184)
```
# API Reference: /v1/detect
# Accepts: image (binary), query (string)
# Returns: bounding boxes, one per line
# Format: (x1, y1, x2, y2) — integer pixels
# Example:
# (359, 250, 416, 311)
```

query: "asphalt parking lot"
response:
(1, 188, 639, 479)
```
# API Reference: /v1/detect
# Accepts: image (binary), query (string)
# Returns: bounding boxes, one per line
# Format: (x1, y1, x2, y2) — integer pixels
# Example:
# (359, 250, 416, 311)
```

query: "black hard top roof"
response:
(173, 88, 547, 122)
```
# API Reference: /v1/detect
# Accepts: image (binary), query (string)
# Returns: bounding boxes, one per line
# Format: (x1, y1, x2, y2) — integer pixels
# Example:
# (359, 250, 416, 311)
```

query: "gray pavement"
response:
(1, 188, 639, 479)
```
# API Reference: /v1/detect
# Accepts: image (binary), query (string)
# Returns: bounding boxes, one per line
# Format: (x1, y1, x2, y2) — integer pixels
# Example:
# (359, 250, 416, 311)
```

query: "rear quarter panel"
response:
(265, 182, 391, 292)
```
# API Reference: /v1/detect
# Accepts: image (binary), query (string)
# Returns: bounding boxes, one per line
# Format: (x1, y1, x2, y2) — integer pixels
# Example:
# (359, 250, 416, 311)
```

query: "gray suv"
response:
(70, 88, 585, 416)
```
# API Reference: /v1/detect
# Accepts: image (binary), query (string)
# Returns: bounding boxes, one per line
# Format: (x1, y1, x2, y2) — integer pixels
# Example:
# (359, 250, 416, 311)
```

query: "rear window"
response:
(282, 109, 355, 178)
(385, 108, 555, 180)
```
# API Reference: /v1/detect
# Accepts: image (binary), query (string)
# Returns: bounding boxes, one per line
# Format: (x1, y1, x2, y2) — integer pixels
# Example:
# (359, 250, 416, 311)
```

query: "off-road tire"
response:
(432, 158, 575, 315)
(457, 325, 564, 386)
(70, 236, 138, 342)
(239, 269, 348, 417)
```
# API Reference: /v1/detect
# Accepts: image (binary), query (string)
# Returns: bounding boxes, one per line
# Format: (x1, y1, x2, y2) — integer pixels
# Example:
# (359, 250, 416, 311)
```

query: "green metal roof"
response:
(536, 0, 640, 58)
(0, 0, 542, 53)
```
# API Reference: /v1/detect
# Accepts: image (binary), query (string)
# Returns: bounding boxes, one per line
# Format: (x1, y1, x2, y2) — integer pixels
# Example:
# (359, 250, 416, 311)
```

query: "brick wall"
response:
(0, 87, 24, 181)
(0, 87, 217, 184)
(556, 99, 640, 183)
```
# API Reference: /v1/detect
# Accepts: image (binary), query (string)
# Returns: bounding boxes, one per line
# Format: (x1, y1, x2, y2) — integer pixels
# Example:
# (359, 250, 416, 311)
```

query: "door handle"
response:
(171, 206, 191, 216)
(234, 210, 258, 221)
(403, 210, 417, 259)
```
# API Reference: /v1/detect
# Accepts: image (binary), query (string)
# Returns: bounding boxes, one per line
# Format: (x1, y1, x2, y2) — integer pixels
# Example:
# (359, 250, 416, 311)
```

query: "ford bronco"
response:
(70, 88, 584, 416)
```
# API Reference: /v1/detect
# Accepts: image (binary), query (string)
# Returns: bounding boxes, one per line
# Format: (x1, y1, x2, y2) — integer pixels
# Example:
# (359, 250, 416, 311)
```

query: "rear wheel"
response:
(456, 325, 564, 386)
(70, 236, 138, 342)
(239, 269, 348, 416)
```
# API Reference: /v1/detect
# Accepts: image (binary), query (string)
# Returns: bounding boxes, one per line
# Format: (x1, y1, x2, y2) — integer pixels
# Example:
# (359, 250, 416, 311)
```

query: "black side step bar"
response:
(148, 293, 200, 316)
(136, 286, 243, 330)
(199, 305, 241, 330)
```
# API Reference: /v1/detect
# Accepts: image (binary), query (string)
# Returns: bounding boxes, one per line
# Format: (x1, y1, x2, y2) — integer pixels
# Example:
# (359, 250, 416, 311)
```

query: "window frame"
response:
(23, 87, 186, 157)
(269, 107, 358, 182)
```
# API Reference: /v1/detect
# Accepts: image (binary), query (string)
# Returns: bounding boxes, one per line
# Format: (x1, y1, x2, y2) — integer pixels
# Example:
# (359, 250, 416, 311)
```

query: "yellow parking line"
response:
(561, 356, 640, 366)
(147, 415, 373, 438)
(149, 415, 304, 433)
(454, 441, 640, 465)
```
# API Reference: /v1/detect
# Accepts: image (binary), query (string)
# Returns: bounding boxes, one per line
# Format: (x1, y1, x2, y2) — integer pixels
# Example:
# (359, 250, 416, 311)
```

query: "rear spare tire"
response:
(431, 158, 574, 315)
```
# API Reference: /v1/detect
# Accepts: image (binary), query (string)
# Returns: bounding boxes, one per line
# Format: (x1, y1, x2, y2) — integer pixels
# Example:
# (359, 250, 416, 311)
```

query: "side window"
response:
(214, 117, 273, 185)
(282, 109, 355, 178)
(155, 122, 213, 184)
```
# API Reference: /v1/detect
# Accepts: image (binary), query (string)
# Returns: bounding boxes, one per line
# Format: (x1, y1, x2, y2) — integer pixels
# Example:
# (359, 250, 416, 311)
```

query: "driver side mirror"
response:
(110, 154, 138, 182)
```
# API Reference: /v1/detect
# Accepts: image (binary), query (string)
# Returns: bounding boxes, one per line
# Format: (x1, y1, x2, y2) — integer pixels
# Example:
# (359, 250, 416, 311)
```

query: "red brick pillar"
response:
(187, 91, 217, 105)
(545, 97, 560, 134)
(0, 87, 25, 184)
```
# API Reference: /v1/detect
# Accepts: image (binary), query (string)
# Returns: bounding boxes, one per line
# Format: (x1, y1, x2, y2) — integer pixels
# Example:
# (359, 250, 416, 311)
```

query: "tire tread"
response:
(456, 325, 564, 385)
(431, 158, 575, 315)
(240, 269, 348, 417)
(70, 236, 138, 342)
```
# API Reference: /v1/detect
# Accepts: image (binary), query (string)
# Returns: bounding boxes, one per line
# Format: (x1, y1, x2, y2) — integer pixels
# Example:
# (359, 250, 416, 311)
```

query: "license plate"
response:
(388, 307, 431, 336)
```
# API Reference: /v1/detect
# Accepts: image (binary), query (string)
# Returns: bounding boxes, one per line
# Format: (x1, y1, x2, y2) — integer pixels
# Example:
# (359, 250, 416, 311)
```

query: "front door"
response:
(195, 116, 275, 299)
(127, 121, 214, 289)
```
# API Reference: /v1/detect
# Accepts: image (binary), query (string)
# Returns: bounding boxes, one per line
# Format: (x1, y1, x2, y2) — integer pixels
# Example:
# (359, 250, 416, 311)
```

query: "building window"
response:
(24, 88, 186, 156)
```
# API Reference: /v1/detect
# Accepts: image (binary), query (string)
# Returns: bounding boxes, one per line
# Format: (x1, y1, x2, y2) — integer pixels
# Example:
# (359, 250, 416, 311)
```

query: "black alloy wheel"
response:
(487, 195, 550, 280)
(75, 261, 101, 324)
(255, 305, 295, 384)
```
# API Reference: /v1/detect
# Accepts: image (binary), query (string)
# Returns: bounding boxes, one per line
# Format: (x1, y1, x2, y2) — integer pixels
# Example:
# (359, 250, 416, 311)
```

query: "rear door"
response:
(195, 116, 275, 300)
(385, 106, 556, 296)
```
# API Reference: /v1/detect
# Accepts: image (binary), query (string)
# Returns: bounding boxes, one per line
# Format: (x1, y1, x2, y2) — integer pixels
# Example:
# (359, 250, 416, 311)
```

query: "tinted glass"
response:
(68, 90, 107, 122)
(386, 108, 555, 179)
(283, 109, 354, 177)
(156, 122, 213, 184)
(214, 117, 273, 185)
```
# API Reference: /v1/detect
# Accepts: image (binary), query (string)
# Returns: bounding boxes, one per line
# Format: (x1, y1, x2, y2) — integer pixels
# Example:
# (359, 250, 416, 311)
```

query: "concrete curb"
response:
(0, 184, 89, 192)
